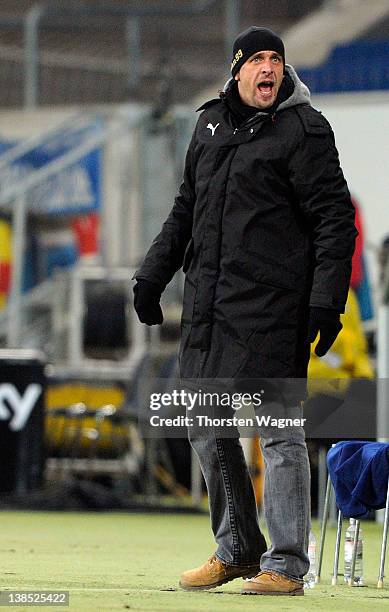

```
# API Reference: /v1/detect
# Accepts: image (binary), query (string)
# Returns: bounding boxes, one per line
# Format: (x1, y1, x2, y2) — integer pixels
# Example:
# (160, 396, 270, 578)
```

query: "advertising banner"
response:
(0, 119, 102, 216)
(0, 350, 46, 493)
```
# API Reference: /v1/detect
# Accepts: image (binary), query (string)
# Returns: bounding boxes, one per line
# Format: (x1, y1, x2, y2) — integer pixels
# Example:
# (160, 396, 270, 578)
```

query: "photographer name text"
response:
(149, 415, 306, 429)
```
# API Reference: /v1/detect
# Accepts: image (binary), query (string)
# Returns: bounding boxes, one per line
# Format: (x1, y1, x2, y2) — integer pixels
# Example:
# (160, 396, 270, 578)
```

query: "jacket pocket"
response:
(182, 238, 194, 274)
(234, 245, 300, 292)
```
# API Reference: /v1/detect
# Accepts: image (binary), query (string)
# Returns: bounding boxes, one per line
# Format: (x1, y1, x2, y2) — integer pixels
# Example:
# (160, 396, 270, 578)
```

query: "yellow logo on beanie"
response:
(231, 49, 243, 70)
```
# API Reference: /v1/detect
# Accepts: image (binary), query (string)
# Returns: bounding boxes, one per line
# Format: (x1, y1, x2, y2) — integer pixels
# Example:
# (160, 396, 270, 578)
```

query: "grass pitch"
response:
(1, 511, 389, 610)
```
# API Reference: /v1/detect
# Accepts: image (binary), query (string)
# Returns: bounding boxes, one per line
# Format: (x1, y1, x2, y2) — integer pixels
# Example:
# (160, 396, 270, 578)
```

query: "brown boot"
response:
(179, 555, 261, 591)
(241, 570, 304, 596)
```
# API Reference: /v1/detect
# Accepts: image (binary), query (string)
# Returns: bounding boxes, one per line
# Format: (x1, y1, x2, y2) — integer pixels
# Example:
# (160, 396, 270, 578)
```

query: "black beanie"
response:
(231, 26, 285, 76)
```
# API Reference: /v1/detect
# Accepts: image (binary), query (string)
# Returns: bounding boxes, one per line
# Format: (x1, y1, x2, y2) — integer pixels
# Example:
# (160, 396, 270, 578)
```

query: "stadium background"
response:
(0, 1, 388, 610)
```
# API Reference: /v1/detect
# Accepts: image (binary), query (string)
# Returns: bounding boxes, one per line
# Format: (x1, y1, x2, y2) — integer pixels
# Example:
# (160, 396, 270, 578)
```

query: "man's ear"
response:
(234, 72, 240, 82)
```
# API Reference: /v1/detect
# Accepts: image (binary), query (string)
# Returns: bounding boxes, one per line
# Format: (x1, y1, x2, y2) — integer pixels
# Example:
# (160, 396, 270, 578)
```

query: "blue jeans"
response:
(187, 410, 311, 582)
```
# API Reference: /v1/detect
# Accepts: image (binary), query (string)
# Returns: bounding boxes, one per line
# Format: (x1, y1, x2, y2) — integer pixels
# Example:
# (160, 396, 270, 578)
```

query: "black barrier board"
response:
(0, 351, 45, 493)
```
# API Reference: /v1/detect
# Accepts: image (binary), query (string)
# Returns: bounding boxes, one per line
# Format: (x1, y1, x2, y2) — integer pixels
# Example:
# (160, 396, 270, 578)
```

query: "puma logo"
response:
(206, 123, 220, 136)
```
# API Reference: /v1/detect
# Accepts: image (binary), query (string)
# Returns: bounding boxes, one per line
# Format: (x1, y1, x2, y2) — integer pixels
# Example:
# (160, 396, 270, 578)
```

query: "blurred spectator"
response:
(308, 288, 374, 399)
(350, 196, 374, 321)
(71, 213, 100, 262)
(0, 217, 11, 309)
(379, 235, 389, 284)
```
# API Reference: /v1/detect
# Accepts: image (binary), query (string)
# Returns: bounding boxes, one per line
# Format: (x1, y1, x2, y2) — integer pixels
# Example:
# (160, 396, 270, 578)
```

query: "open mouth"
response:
(257, 81, 274, 95)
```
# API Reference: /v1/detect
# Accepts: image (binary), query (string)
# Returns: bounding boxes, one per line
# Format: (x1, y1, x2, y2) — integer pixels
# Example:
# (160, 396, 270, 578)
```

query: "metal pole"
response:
(126, 17, 141, 92)
(378, 475, 389, 588)
(7, 194, 27, 347)
(316, 473, 332, 583)
(329, 484, 338, 525)
(128, 120, 144, 266)
(24, 4, 45, 108)
(332, 510, 343, 585)
(225, 0, 240, 62)
(318, 445, 328, 520)
(137, 119, 149, 255)
(68, 270, 83, 367)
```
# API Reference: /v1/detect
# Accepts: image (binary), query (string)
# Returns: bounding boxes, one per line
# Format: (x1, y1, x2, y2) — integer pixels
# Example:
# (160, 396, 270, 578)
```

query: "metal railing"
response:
(23, 1, 241, 108)
(0, 108, 147, 349)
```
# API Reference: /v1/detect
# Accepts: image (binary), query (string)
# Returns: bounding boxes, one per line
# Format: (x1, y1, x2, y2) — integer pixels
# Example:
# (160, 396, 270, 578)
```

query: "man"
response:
(133, 27, 356, 595)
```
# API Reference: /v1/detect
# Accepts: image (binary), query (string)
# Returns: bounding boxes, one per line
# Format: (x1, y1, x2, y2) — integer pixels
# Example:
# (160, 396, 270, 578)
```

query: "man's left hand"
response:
(307, 307, 343, 357)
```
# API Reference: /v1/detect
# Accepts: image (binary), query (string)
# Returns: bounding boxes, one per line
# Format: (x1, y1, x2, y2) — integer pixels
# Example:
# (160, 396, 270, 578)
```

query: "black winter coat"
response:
(135, 66, 357, 382)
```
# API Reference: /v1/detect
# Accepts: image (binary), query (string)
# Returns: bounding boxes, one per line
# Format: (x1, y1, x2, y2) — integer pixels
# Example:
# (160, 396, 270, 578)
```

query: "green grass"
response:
(0, 511, 388, 610)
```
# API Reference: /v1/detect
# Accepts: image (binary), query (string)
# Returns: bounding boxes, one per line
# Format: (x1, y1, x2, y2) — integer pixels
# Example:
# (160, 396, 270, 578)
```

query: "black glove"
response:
(133, 279, 163, 325)
(307, 306, 343, 357)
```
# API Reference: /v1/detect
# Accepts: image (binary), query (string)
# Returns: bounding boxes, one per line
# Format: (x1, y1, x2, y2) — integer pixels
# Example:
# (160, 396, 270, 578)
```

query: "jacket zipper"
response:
(233, 112, 274, 134)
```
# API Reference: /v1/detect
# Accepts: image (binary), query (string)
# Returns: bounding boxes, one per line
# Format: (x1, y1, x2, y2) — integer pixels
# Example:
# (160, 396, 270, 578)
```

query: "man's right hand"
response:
(133, 279, 163, 325)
